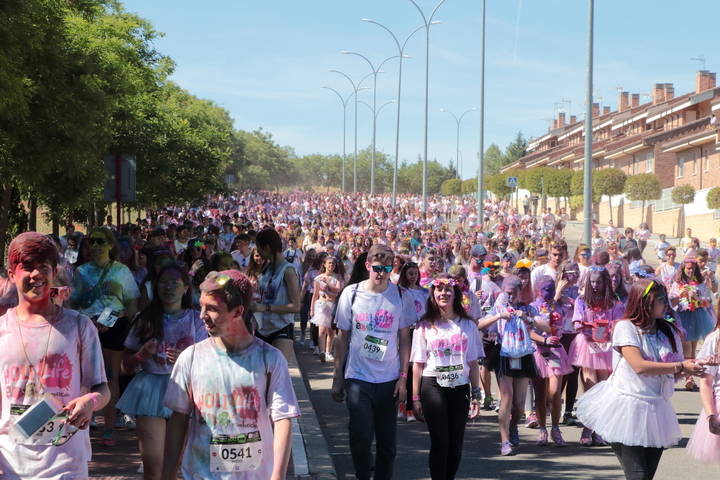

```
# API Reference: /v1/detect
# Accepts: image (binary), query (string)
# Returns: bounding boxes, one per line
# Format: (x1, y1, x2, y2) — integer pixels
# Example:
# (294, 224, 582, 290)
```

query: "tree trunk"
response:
(607, 196, 613, 224)
(51, 214, 60, 237)
(28, 197, 37, 231)
(641, 200, 646, 225)
(0, 182, 13, 268)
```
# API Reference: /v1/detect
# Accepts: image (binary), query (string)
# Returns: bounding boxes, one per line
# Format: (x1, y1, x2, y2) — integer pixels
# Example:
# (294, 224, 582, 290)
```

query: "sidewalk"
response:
(87, 340, 335, 479)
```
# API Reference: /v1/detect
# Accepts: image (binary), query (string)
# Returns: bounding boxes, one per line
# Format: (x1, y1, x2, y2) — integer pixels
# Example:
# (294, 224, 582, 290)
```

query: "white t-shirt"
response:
(697, 329, 720, 396)
(0, 308, 106, 479)
(163, 338, 300, 479)
(335, 282, 417, 383)
(531, 264, 558, 287)
(410, 317, 484, 382)
(231, 251, 252, 270)
(124, 309, 207, 375)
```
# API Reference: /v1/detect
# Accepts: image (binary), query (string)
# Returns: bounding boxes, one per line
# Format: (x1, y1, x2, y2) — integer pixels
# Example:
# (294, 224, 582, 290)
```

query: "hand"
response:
(166, 347, 180, 365)
(64, 394, 95, 429)
(683, 359, 706, 376)
(138, 338, 158, 359)
(468, 399, 481, 419)
(697, 354, 720, 366)
(474, 290, 486, 302)
(709, 414, 720, 435)
(394, 378, 407, 406)
(502, 311, 513, 320)
(92, 320, 109, 334)
(412, 400, 424, 422)
(190, 259, 204, 273)
(545, 335, 561, 346)
(331, 377, 345, 403)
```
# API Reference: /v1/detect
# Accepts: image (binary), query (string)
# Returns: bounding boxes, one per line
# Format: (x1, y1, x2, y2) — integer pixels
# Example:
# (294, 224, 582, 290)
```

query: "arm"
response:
(273, 268, 302, 314)
(412, 362, 425, 420)
(331, 329, 350, 402)
(394, 326, 411, 405)
(64, 382, 111, 428)
(270, 418, 293, 480)
(477, 311, 508, 330)
(619, 345, 703, 376)
(309, 286, 319, 317)
(699, 373, 718, 417)
(161, 412, 189, 480)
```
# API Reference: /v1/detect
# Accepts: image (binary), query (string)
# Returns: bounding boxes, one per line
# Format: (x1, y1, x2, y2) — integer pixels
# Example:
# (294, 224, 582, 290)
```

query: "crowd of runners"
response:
(1, 190, 720, 479)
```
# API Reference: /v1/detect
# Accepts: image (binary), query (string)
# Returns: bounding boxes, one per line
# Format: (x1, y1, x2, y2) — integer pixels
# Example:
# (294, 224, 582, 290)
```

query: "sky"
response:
(121, 0, 718, 180)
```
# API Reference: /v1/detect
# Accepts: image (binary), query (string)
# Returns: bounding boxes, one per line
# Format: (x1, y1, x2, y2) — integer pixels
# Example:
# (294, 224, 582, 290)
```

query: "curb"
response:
(287, 348, 337, 480)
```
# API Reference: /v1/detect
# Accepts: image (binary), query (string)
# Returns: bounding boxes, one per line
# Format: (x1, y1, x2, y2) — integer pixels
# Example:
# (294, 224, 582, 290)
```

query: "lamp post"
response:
(409, 0, 446, 213)
(341, 52, 399, 196)
(583, 0, 594, 245)
(322, 86, 354, 192)
(329, 70, 373, 193)
(477, 0, 486, 224)
(362, 19, 425, 206)
(440, 107, 477, 179)
(359, 100, 396, 192)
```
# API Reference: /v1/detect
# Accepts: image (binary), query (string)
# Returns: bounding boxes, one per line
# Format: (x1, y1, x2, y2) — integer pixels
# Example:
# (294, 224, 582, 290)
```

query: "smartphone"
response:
(12, 396, 63, 439)
(96, 307, 119, 328)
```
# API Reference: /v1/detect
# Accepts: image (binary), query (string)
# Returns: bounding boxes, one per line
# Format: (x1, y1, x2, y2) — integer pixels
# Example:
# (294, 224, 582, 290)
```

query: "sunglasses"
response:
(89, 238, 106, 246)
(371, 265, 393, 273)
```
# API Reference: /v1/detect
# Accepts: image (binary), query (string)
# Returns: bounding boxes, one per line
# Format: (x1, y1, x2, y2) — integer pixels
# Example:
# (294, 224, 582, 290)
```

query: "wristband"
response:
(399, 372, 407, 378)
(86, 392, 101, 409)
(135, 352, 146, 363)
(412, 395, 420, 401)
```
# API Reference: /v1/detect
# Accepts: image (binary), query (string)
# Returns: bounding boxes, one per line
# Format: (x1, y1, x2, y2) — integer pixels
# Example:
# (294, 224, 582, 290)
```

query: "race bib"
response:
(545, 350, 562, 369)
(10, 400, 68, 446)
(436, 364, 468, 388)
(588, 341, 612, 354)
(210, 432, 263, 473)
(359, 335, 388, 362)
(509, 357, 522, 370)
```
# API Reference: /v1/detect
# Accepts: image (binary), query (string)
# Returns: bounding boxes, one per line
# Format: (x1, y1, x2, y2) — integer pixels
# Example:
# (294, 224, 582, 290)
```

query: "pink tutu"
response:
(687, 397, 720, 464)
(569, 333, 613, 371)
(533, 346, 574, 378)
(310, 299, 334, 328)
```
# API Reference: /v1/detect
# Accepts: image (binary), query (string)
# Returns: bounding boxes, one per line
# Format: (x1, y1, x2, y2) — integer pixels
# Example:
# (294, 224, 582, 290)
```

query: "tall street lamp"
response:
(440, 107, 477, 179)
(362, 19, 425, 206)
(409, 0, 446, 213)
(477, 0, 486, 224)
(322, 86, 354, 192)
(341, 51, 399, 196)
(329, 69, 373, 193)
(359, 99, 396, 192)
(583, 0, 594, 244)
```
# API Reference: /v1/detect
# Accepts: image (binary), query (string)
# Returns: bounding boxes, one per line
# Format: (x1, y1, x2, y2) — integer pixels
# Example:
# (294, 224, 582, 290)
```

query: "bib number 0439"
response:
(359, 335, 389, 362)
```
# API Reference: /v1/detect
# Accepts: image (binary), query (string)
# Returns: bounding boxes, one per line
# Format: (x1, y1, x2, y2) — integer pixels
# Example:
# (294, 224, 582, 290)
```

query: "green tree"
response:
(462, 177, 478, 194)
(504, 131, 528, 164)
(672, 184, 696, 235)
(593, 168, 626, 224)
(440, 178, 462, 196)
(486, 174, 512, 198)
(544, 169, 573, 206)
(624, 173, 662, 224)
(483, 144, 505, 177)
(707, 187, 720, 210)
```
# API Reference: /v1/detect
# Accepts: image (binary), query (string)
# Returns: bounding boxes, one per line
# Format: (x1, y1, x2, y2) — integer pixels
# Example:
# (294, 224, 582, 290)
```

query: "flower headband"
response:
(588, 266, 606, 272)
(515, 259, 532, 269)
(630, 267, 654, 279)
(432, 278, 458, 288)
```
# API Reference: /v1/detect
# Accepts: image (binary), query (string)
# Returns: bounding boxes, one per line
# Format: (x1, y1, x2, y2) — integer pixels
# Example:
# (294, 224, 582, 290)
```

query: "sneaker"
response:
(319, 352, 327, 363)
(580, 427, 593, 446)
(509, 424, 520, 447)
(101, 430, 115, 447)
(536, 428, 548, 446)
(592, 432, 607, 446)
(397, 405, 406, 421)
(551, 426, 566, 447)
(495, 400, 501, 413)
(325, 353, 334, 362)
(114, 415, 124, 429)
(525, 412, 539, 429)
(123, 414, 136, 430)
(297, 339, 306, 347)
(563, 411, 578, 426)
(406, 410, 417, 423)
(483, 395, 494, 411)
(500, 441, 515, 456)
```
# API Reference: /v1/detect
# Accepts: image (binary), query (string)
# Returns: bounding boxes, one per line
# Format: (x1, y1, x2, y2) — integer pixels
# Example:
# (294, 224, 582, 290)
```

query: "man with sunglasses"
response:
(331, 244, 415, 480)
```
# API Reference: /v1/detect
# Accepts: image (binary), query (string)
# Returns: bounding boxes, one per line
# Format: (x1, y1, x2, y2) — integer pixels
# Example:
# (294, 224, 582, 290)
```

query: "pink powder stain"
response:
(40, 353, 73, 389)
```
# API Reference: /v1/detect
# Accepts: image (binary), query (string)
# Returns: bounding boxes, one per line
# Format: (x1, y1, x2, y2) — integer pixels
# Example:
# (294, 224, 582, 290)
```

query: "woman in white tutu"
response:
(310, 255, 345, 362)
(576, 278, 704, 480)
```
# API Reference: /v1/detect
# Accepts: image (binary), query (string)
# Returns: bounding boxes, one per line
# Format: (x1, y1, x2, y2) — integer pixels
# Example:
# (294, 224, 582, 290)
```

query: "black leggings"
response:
(610, 443, 663, 480)
(560, 333, 580, 413)
(299, 291, 311, 331)
(420, 377, 470, 480)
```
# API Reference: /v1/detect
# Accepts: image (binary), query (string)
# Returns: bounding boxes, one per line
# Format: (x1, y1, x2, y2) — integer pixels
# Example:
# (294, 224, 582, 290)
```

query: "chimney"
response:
(570, 115, 577, 124)
(552, 119, 558, 129)
(557, 112, 566, 127)
(631, 93, 640, 108)
(653, 83, 665, 104)
(663, 83, 674, 101)
(592, 102, 600, 118)
(603, 106, 611, 115)
(696, 70, 717, 93)
(618, 91, 629, 112)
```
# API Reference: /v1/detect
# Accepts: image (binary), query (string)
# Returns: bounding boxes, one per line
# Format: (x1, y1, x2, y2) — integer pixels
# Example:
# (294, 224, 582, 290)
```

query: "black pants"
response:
(421, 377, 470, 480)
(346, 379, 398, 480)
(610, 443, 664, 480)
(560, 333, 580, 413)
(299, 291, 311, 331)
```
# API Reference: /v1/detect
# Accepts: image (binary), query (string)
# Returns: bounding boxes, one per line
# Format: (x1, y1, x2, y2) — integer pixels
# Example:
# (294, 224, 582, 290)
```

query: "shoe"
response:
(500, 441, 516, 456)
(406, 411, 417, 423)
(551, 426, 566, 447)
(592, 432, 607, 446)
(397, 405, 406, 421)
(525, 412, 539, 429)
(297, 339, 305, 347)
(495, 400, 501, 413)
(580, 427, 593, 446)
(536, 428, 548, 446)
(325, 353, 334, 362)
(319, 352, 327, 363)
(563, 411, 578, 426)
(114, 415, 124, 429)
(313, 346, 320, 355)
(483, 395, 494, 411)
(101, 430, 115, 447)
(123, 414, 136, 430)
(509, 424, 520, 447)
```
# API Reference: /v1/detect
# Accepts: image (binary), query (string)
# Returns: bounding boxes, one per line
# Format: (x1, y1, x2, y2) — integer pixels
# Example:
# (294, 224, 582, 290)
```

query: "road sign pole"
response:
(115, 155, 122, 229)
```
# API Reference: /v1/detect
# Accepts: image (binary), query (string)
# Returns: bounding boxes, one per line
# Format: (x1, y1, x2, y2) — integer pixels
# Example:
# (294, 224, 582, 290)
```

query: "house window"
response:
(704, 148, 710, 172)
(646, 151, 654, 173)
(677, 155, 684, 177)
(631, 154, 637, 175)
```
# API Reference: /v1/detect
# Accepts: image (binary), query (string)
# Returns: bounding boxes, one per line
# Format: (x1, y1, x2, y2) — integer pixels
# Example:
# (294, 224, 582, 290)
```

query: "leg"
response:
(345, 380, 375, 480)
(480, 364, 492, 399)
(548, 374, 563, 427)
(318, 326, 329, 356)
(372, 381, 398, 480)
(102, 348, 122, 439)
(136, 416, 166, 480)
(611, 443, 659, 480)
(326, 327, 335, 355)
(511, 377, 530, 428)
(445, 385, 470, 479)
(560, 334, 580, 415)
(272, 337, 295, 363)
(582, 367, 598, 390)
(532, 377, 548, 429)
(420, 377, 450, 480)
(644, 447, 664, 479)
(497, 375, 514, 443)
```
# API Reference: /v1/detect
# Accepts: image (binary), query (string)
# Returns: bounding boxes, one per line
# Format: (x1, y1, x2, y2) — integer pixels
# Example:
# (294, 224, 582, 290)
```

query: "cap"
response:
(470, 244, 487, 258)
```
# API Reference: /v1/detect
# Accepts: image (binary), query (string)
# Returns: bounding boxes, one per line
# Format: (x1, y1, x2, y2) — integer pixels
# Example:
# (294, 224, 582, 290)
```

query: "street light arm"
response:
(329, 69, 357, 91)
(429, 0, 448, 22)
(402, 25, 427, 52)
(441, 108, 460, 124)
(458, 107, 478, 123)
(408, 0, 429, 26)
(376, 100, 395, 117)
(363, 19, 402, 52)
(357, 100, 373, 113)
(343, 51, 376, 72)
(357, 72, 375, 89)
(322, 86, 347, 106)
(377, 55, 401, 71)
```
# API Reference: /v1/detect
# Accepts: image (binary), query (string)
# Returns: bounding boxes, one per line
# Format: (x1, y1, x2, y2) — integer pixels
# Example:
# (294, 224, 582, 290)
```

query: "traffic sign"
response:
(506, 176, 518, 188)
(103, 155, 137, 202)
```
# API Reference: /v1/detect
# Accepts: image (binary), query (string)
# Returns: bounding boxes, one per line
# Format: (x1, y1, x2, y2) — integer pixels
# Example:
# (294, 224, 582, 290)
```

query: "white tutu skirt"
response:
(310, 299, 334, 328)
(569, 333, 613, 371)
(576, 380, 681, 448)
(686, 397, 720, 464)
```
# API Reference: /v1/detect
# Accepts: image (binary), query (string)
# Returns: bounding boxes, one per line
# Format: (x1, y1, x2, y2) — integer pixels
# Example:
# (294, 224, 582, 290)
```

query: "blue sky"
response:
(122, 0, 718, 179)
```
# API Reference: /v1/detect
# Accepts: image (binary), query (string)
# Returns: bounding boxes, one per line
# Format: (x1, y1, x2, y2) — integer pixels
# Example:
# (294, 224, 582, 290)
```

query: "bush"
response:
(624, 173, 662, 202)
(672, 184, 696, 205)
(486, 174, 512, 198)
(707, 187, 720, 210)
(461, 178, 477, 194)
(440, 178, 462, 196)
